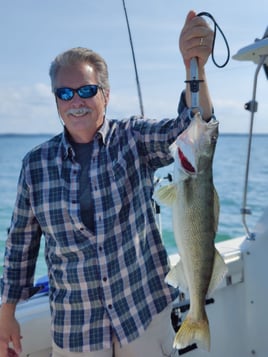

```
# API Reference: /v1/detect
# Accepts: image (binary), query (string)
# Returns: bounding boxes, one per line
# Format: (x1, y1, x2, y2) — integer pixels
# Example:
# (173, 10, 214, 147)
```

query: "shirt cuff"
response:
(1, 279, 43, 304)
(178, 90, 216, 122)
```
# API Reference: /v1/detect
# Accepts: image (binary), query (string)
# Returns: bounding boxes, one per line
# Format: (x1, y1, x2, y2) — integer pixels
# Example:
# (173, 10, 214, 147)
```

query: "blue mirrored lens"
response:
(56, 88, 74, 101)
(78, 85, 98, 98)
(55, 85, 99, 101)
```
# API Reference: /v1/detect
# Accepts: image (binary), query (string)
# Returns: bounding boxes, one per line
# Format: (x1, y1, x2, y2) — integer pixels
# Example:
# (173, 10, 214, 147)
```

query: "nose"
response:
(71, 92, 86, 106)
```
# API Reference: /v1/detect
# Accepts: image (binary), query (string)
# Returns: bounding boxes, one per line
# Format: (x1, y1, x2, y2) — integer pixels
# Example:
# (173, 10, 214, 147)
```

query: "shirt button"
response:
(103, 277, 107, 282)
(99, 246, 103, 252)
(108, 304, 113, 310)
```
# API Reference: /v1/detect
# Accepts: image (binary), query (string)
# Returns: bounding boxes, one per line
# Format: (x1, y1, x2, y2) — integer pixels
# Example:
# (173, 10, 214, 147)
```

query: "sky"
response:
(0, 0, 267, 134)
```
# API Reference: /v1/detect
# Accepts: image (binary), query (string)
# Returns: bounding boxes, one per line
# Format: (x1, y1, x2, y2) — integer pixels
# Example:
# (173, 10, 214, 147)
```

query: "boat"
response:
(14, 226, 268, 357)
(3, 31, 267, 357)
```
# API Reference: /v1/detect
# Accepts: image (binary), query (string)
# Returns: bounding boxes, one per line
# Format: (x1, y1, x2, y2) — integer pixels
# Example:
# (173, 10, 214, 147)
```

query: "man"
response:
(0, 11, 214, 357)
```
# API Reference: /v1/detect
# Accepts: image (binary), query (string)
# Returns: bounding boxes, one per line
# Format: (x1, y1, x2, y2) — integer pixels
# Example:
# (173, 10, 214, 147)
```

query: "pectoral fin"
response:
(154, 183, 177, 206)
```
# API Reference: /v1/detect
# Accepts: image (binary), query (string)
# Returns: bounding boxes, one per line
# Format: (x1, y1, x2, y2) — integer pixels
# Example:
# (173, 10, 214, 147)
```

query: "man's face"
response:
(55, 62, 109, 143)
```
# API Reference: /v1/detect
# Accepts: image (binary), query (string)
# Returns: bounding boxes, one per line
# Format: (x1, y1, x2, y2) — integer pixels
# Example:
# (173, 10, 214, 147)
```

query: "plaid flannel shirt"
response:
(1, 96, 191, 352)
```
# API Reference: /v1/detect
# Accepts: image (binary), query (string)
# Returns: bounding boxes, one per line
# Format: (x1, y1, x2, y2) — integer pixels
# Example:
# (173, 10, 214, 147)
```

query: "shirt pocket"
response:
(108, 158, 132, 211)
(111, 158, 127, 182)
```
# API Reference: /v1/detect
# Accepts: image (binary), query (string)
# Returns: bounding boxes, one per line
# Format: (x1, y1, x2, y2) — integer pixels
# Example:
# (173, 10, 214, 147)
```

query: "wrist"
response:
(0, 303, 16, 318)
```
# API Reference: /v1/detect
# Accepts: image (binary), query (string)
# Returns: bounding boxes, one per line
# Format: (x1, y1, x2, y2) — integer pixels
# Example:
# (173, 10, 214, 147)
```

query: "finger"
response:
(8, 348, 19, 357)
(11, 334, 22, 356)
(0, 338, 9, 357)
(12, 339, 22, 356)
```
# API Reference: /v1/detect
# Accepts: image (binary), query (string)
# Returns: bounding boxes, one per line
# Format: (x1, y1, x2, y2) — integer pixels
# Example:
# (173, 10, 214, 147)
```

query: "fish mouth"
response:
(174, 113, 219, 176)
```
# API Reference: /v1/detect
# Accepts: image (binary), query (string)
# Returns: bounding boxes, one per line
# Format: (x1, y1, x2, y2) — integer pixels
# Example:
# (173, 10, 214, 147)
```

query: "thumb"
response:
(185, 10, 196, 24)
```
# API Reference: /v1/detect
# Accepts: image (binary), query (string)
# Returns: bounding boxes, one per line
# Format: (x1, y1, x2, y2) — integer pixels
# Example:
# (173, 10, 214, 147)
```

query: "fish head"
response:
(171, 112, 219, 179)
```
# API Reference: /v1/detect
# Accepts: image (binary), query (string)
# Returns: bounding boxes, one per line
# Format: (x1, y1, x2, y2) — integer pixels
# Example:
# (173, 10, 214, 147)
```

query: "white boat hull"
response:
(170, 207, 268, 356)
(4, 207, 268, 356)
(15, 293, 51, 356)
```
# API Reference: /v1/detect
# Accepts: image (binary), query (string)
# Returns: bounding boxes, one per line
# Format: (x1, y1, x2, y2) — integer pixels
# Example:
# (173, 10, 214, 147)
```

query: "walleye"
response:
(155, 112, 227, 351)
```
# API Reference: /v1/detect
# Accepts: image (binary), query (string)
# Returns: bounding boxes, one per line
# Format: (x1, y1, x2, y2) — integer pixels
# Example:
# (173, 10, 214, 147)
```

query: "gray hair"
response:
(49, 47, 110, 93)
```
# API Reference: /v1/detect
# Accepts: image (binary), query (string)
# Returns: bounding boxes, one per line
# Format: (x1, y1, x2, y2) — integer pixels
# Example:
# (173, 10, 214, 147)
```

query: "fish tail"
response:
(173, 315, 210, 351)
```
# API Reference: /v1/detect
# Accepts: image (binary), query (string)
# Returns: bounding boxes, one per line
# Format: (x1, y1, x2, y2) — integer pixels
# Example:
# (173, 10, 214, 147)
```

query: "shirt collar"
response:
(61, 129, 75, 161)
(97, 117, 109, 146)
(60, 118, 110, 160)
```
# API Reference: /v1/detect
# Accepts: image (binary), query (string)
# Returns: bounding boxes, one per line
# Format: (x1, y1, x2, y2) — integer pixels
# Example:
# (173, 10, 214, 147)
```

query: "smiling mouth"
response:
(67, 108, 92, 117)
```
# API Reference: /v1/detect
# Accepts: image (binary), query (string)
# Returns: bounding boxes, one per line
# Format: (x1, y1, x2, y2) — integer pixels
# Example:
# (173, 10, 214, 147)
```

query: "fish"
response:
(154, 112, 227, 351)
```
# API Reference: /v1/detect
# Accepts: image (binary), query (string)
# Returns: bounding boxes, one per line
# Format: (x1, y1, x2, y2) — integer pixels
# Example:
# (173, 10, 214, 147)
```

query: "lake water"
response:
(1, 133, 268, 279)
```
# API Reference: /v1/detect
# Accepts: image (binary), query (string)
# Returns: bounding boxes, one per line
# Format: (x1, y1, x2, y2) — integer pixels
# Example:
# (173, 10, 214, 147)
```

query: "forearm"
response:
(2, 166, 42, 303)
(1, 232, 42, 304)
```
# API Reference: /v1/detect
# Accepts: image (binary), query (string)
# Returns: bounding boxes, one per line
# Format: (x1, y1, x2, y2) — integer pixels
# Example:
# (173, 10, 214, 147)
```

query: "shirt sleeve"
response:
(130, 91, 191, 170)
(1, 164, 42, 304)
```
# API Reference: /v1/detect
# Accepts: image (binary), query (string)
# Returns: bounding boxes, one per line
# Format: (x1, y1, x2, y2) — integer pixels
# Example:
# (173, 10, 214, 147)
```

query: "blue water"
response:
(1, 133, 268, 278)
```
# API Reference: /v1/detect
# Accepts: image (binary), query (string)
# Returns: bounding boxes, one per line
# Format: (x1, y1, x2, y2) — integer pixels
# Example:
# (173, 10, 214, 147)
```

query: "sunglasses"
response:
(55, 84, 102, 101)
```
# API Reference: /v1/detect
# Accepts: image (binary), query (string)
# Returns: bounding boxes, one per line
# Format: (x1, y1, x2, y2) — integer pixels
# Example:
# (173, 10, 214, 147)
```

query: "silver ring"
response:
(199, 37, 204, 46)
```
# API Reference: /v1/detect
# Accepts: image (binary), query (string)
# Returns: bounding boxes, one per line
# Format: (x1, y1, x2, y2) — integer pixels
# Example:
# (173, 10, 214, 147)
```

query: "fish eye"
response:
(211, 135, 218, 143)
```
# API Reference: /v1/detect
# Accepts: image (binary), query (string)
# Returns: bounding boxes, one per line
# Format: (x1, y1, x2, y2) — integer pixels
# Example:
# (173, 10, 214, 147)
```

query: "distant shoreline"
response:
(1, 133, 268, 137)
(0, 133, 56, 138)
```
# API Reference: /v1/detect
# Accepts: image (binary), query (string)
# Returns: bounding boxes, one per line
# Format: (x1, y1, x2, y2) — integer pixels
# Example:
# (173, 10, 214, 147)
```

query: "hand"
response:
(179, 10, 214, 69)
(0, 306, 22, 357)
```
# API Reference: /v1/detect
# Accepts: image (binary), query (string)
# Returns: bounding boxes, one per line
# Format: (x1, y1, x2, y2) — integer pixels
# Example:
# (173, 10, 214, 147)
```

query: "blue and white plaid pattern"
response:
(2, 101, 190, 352)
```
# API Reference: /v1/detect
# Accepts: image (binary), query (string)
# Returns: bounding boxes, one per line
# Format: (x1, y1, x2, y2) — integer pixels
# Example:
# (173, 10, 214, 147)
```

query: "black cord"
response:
(197, 12, 230, 68)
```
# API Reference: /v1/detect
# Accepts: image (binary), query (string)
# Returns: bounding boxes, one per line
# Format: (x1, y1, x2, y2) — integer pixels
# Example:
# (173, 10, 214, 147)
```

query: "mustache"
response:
(66, 107, 92, 116)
